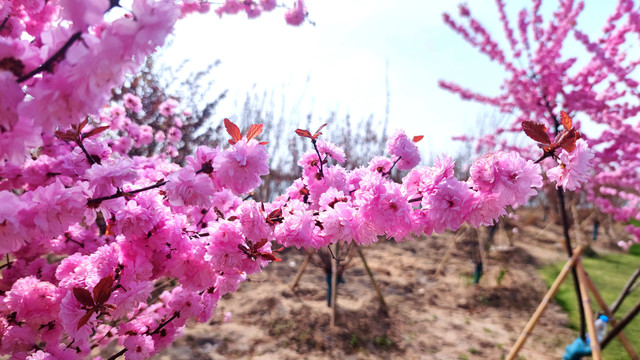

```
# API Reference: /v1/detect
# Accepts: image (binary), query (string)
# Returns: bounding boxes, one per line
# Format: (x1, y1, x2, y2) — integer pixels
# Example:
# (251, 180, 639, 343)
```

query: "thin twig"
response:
(17, 32, 82, 83)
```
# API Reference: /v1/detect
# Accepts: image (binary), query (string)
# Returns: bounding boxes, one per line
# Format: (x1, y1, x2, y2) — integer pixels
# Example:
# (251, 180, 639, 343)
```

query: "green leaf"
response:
(627, 218, 640, 228)
(629, 243, 640, 257)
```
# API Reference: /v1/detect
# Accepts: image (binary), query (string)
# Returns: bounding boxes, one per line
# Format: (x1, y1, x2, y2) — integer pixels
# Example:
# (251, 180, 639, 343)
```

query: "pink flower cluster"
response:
(0, 0, 560, 359)
(441, 0, 640, 245)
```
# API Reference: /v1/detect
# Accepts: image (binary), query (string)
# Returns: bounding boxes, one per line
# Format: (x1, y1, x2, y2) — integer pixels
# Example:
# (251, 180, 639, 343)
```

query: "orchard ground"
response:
(146, 207, 637, 360)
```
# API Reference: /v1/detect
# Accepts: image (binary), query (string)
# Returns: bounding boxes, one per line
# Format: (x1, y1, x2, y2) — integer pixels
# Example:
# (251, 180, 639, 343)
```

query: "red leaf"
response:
(224, 118, 242, 145)
(265, 208, 283, 225)
(77, 309, 95, 330)
(258, 253, 281, 262)
(55, 130, 76, 142)
(560, 110, 572, 131)
(522, 121, 551, 144)
(557, 128, 580, 153)
(412, 135, 424, 143)
(93, 274, 114, 305)
(259, 141, 269, 145)
(312, 123, 327, 139)
(295, 129, 313, 138)
(83, 125, 110, 139)
(246, 124, 263, 141)
(254, 238, 269, 250)
(73, 287, 95, 308)
(78, 117, 89, 133)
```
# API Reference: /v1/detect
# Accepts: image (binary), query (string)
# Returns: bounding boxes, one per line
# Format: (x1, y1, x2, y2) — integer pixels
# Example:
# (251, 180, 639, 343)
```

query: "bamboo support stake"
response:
(505, 245, 584, 360)
(289, 250, 313, 291)
(435, 227, 468, 276)
(576, 261, 602, 360)
(357, 247, 387, 308)
(601, 297, 640, 349)
(580, 263, 639, 360)
(330, 242, 340, 327)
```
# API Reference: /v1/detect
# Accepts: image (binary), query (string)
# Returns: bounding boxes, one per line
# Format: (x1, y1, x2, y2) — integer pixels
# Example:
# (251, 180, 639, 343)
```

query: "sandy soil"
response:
(150, 208, 620, 360)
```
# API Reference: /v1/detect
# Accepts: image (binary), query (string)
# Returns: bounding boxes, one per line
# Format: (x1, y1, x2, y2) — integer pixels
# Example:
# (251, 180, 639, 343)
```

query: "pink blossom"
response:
(2, 325, 37, 353)
(26, 350, 56, 360)
(215, 0, 243, 16)
(234, 201, 272, 242)
(260, 0, 277, 11)
(466, 192, 507, 227)
(285, 0, 306, 26)
(490, 152, 543, 207)
(319, 202, 358, 244)
(154, 130, 166, 143)
(137, 125, 154, 146)
(547, 139, 594, 191)
(386, 129, 421, 171)
(113, 200, 157, 238)
(275, 200, 320, 249)
(84, 158, 137, 197)
(123, 93, 142, 112)
(213, 139, 269, 195)
(317, 140, 346, 163)
(368, 156, 393, 174)
(167, 127, 182, 144)
(60, 0, 109, 30)
(165, 166, 215, 208)
(0, 191, 29, 254)
(159, 99, 179, 117)
(423, 177, 474, 233)
(20, 180, 87, 237)
(3, 276, 61, 327)
(357, 181, 413, 239)
(123, 334, 155, 360)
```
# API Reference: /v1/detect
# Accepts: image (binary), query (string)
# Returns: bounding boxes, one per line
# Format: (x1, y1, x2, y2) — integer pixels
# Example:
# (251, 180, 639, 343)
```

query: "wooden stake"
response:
(330, 242, 340, 327)
(357, 247, 387, 308)
(505, 245, 584, 360)
(601, 297, 640, 350)
(576, 260, 601, 360)
(289, 250, 313, 291)
(435, 227, 467, 276)
(580, 262, 639, 360)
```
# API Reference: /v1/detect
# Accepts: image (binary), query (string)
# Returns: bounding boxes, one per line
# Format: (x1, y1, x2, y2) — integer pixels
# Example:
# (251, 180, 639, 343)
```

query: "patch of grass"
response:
(540, 252, 640, 360)
(372, 335, 393, 350)
(468, 347, 481, 354)
(457, 355, 469, 360)
(497, 268, 507, 286)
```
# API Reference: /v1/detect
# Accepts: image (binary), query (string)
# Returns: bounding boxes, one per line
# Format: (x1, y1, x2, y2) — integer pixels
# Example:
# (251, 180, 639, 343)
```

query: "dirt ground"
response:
(154, 208, 623, 360)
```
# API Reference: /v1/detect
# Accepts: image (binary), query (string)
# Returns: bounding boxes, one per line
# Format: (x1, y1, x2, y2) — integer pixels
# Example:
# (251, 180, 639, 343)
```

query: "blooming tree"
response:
(440, 0, 640, 246)
(0, 0, 592, 359)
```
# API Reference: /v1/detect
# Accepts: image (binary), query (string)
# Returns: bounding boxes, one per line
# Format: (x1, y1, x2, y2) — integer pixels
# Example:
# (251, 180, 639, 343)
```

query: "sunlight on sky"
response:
(161, 0, 618, 162)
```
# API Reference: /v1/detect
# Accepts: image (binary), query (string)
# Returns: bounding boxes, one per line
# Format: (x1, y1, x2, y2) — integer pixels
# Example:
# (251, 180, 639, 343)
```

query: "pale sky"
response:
(160, 0, 619, 161)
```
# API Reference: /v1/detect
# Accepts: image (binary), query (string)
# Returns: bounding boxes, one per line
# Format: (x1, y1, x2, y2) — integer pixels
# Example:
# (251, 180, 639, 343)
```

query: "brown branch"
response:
(106, 311, 181, 360)
(17, 32, 82, 83)
(87, 180, 167, 207)
(0, 16, 9, 32)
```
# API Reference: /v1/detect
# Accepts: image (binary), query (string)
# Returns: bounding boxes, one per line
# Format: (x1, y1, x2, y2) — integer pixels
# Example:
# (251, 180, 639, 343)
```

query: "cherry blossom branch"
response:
(88, 162, 212, 207)
(311, 139, 324, 178)
(544, 100, 587, 341)
(87, 180, 167, 207)
(0, 16, 9, 32)
(106, 311, 181, 360)
(17, 32, 82, 83)
(383, 156, 402, 176)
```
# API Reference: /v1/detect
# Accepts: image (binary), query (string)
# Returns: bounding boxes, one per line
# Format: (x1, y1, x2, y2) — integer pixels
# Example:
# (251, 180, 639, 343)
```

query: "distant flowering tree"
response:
(440, 0, 640, 246)
(0, 0, 592, 359)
